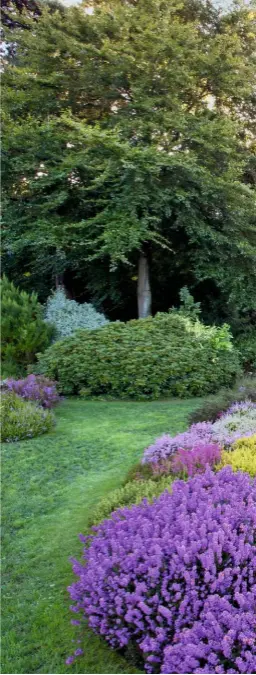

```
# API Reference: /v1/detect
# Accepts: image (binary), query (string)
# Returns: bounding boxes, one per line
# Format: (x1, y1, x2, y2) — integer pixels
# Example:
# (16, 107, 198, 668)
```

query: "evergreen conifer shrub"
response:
(45, 288, 108, 340)
(1, 276, 53, 374)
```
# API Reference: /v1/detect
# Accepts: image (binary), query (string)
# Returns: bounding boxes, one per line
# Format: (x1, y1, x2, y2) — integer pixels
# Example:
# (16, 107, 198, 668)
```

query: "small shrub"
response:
(38, 313, 240, 399)
(45, 288, 108, 340)
(1, 276, 54, 372)
(1, 360, 25, 379)
(235, 331, 256, 373)
(142, 423, 213, 464)
(173, 286, 201, 320)
(237, 375, 256, 401)
(5, 374, 60, 408)
(1, 391, 55, 442)
(124, 462, 156, 483)
(68, 468, 256, 674)
(89, 476, 173, 527)
(171, 443, 221, 478)
(188, 376, 256, 424)
(218, 435, 256, 477)
(211, 403, 256, 447)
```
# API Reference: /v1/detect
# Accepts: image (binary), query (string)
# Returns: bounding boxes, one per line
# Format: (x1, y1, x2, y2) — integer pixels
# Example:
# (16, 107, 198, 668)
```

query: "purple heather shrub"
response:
(171, 443, 221, 477)
(68, 468, 256, 674)
(142, 422, 213, 464)
(142, 434, 178, 465)
(6, 374, 60, 408)
(162, 595, 256, 674)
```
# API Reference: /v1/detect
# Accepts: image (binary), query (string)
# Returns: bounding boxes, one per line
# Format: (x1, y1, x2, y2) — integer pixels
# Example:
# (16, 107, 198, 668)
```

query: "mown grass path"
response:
(2, 397, 199, 674)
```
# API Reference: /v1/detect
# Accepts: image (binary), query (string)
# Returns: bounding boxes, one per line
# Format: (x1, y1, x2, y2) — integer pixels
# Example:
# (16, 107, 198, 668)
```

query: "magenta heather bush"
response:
(142, 422, 213, 464)
(68, 468, 256, 673)
(171, 443, 221, 477)
(6, 374, 60, 408)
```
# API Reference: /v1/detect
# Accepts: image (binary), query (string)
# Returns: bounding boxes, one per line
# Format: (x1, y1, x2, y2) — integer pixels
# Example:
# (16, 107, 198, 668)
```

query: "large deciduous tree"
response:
(2, 0, 256, 320)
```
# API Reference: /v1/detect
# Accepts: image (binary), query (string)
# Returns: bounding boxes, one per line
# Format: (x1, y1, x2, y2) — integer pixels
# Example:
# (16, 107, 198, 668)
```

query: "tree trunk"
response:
(137, 251, 152, 318)
(55, 273, 64, 289)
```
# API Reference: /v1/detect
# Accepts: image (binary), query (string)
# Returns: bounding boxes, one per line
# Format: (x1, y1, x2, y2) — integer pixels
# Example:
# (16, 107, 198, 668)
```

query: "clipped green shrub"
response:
(88, 475, 173, 526)
(38, 313, 240, 399)
(218, 435, 256, 477)
(1, 276, 54, 374)
(189, 375, 256, 424)
(1, 391, 55, 442)
(45, 288, 108, 340)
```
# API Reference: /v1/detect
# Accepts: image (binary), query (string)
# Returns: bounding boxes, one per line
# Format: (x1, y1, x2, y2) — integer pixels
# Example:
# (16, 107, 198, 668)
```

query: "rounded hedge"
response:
(69, 468, 256, 674)
(1, 391, 55, 442)
(38, 313, 240, 399)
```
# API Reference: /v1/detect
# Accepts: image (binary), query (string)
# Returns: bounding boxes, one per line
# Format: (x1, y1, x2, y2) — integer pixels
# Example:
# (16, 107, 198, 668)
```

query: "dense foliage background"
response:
(2, 0, 256, 332)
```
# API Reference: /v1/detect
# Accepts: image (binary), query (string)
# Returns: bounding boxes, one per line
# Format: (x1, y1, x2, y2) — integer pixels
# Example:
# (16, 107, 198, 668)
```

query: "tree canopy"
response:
(2, 0, 256, 322)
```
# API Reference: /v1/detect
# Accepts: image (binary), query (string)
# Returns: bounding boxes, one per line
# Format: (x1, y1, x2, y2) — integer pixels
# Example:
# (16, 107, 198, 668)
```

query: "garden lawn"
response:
(2, 397, 199, 675)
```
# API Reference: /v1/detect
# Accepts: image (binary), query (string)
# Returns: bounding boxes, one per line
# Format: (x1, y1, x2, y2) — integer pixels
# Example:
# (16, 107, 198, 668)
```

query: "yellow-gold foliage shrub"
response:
(218, 435, 256, 477)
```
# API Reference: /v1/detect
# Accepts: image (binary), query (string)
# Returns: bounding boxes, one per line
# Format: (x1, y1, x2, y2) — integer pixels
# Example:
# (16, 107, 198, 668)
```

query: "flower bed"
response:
(69, 468, 256, 673)
(142, 400, 256, 473)
(68, 397, 256, 673)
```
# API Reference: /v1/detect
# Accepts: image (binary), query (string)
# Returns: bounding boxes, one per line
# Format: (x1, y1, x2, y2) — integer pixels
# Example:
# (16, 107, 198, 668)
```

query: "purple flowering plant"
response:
(6, 374, 60, 408)
(68, 468, 256, 674)
(142, 401, 256, 467)
(142, 422, 213, 464)
(224, 400, 256, 416)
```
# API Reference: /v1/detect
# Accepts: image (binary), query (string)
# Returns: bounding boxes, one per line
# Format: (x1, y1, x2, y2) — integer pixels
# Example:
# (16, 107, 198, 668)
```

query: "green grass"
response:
(2, 397, 199, 674)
